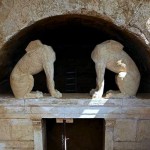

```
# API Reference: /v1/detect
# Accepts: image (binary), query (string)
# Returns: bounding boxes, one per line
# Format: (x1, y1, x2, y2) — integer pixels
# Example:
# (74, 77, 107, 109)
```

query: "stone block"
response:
(122, 107, 150, 116)
(105, 131, 113, 150)
(137, 120, 150, 142)
(114, 119, 137, 141)
(0, 141, 34, 149)
(114, 142, 137, 150)
(114, 141, 150, 150)
(11, 119, 33, 140)
(0, 119, 11, 140)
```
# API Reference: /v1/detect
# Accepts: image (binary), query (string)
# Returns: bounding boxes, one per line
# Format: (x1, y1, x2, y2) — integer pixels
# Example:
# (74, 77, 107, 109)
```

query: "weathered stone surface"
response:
(0, 119, 11, 140)
(0, 95, 149, 149)
(0, 141, 34, 149)
(24, 93, 123, 106)
(105, 119, 115, 150)
(129, 1, 150, 43)
(123, 96, 150, 107)
(100, 0, 140, 26)
(0, 0, 149, 48)
(0, 119, 34, 141)
(122, 107, 150, 115)
(105, 131, 113, 150)
(32, 120, 45, 150)
(114, 119, 137, 141)
(137, 120, 150, 142)
(114, 142, 137, 150)
(11, 119, 33, 140)
(114, 141, 150, 150)
(0, 94, 149, 119)
(0, 106, 25, 114)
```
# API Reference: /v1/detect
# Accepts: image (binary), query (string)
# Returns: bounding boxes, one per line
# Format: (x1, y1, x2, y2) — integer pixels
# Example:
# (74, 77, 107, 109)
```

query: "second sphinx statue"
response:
(90, 40, 141, 99)
(10, 40, 62, 99)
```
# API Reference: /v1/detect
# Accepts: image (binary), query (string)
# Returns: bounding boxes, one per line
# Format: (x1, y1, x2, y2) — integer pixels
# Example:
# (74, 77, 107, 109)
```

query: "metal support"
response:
(56, 118, 73, 150)
(62, 119, 67, 150)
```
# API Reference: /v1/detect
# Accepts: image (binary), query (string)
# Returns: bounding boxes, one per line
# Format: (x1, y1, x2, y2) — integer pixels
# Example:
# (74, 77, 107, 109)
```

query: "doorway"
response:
(45, 119, 105, 150)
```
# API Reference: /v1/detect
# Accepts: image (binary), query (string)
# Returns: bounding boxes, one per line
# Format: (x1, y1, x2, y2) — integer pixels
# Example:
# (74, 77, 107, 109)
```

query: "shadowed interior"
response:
(45, 119, 105, 150)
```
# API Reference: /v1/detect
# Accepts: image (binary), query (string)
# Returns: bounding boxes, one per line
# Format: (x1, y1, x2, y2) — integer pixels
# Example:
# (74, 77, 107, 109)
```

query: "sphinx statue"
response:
(90, 40, 140, 99)
(10, 40, 62, 98)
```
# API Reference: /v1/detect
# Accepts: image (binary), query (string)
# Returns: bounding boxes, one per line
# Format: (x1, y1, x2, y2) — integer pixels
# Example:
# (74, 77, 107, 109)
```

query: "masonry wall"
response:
(0, 96, 149, 150)
(0, 0, 150, 150)
(0, 119, 34, 150)
(0, 0, 150, 44)
(113, 119, 150, 150)
(0, 118, 150, 150)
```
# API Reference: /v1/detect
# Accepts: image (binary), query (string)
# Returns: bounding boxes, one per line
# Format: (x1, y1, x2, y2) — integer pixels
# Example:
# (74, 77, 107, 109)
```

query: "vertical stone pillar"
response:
(105, 119, 115, 150)
(32, 119, 46, 150)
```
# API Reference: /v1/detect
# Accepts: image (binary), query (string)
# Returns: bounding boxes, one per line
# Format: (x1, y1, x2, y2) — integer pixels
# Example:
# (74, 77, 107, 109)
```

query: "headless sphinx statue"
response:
(90, 40, 140, 99)
(10, 40, 62, 98)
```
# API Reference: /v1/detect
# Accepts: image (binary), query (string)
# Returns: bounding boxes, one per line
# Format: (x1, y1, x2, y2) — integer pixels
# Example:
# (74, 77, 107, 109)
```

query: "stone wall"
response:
(0, 94, 149, 150)
(105, 118, 150, 150)
(113, 119, 150, 150)
(0, 119, 33, 150)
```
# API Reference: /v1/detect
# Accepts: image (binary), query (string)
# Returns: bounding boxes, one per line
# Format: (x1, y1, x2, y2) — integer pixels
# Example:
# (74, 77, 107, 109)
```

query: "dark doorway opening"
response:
(45, 119, 105, 150)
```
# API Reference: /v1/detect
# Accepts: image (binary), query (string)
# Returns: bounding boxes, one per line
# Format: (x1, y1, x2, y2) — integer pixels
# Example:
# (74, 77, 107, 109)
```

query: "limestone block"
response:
(122, 107, 150, 115)
(123, 98, 150, 107)
(24, 94, 122, 107)
(114, 141, 150, 150)
(27, 106, 121, 116)
(114, 142, 137, 150)
(0, 0, 147, 43)
(0, 97, 24, 106)
(0, 119, 11, 140)
(32, 120, 45, 150)
(1, 149, 33, 150)
(0, 106, 25, 114)
(105, 119, 115, 150)
(105, 131, 113, 150)
(0, 141, 34, 149)
(11, 119, 33, 140)
(137, 120, 150, 142)
(114, 119, 137, 141)
(114, 142, 138, 150)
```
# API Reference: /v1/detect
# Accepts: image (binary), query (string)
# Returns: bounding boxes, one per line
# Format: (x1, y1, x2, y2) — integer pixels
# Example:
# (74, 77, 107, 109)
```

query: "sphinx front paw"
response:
(51, 90, 62, 98)
(36, 91, 44, 98)
(92, 91, 102, 99)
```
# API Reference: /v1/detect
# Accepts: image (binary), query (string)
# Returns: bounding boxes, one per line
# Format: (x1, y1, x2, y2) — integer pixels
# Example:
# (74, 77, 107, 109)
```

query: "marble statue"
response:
(90, 40, 140, 99)
(10, 40, 62, 98)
